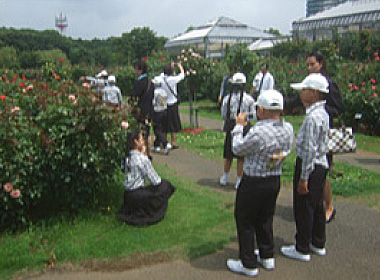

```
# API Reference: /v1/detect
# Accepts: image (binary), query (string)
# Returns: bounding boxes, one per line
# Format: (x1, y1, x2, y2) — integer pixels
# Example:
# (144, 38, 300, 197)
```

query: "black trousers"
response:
(153, 110, 168, 148)
(293, 157, 328, 254)
(235, 175, 280, 269)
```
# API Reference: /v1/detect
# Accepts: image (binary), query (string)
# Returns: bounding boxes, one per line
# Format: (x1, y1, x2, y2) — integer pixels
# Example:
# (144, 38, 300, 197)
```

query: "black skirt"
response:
(116, 179, 175, 226)
(223, 119, 250, 159)
(167, 103, 182, 133)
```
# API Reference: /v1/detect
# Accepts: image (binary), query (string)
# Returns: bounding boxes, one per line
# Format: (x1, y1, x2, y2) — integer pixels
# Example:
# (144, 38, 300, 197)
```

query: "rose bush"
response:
(0, 64, 136, 231)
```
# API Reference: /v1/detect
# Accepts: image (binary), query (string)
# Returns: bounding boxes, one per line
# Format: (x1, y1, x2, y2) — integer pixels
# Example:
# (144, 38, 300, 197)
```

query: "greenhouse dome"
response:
(164, 16, 275, 58)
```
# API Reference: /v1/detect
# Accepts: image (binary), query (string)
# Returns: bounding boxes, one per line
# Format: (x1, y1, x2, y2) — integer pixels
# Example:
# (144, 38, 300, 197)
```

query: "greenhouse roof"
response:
(294, 0, 380, 24)
(165, 16, 274, 48)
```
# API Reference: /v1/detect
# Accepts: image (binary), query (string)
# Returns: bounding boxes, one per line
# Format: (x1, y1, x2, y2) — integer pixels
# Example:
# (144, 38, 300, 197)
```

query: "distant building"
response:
(293, 0, 380, 41)
(164, 16, 274, 59)
(307, 0, 350, 17)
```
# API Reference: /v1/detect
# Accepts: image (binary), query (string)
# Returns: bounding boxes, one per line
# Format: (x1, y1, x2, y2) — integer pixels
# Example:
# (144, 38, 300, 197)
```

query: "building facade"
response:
(294, 0, 380, 41)
(307, 0, 350, 17)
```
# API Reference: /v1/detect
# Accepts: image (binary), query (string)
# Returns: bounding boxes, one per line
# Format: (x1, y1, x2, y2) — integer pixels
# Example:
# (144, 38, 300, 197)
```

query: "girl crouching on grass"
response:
(117, 130, 175, 226)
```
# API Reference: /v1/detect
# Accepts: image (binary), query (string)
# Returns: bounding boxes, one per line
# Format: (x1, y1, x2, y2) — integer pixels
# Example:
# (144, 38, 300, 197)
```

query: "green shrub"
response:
(0, 68, 136, 231)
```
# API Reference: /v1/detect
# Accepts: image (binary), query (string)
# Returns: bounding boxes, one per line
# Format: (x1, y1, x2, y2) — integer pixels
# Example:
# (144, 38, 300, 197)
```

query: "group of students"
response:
(116, 59, 186, 226)
(84, 69, 123, 108)
(221, 52, 342, 277)
(105, 51, 342, 275)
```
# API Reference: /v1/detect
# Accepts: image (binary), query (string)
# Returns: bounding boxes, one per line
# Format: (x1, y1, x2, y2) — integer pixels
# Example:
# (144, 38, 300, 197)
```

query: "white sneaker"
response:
(226, 259, 259, 277)
(234, 177, 242, 189)
(166, 143, 172, 150)
(163, 145, 170, 156)
(254, 249, 275, 270)
(281, 245, 311, 262)
(219, 173, 229, 186)
(152, 146, 161, 153)
(310, 244, 326, 256)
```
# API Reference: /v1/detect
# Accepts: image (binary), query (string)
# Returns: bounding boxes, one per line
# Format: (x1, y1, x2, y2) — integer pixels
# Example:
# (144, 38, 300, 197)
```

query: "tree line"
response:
(0, 27, 167, 68)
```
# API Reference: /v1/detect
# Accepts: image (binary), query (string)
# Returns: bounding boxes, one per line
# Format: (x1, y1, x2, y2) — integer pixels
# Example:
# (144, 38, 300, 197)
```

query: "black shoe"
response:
(326, 208, 336, 224)
(172, 145, 179, 149)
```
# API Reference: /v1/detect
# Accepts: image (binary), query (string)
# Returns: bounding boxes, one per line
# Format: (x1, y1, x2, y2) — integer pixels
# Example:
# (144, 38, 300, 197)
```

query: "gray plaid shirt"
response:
(232, 119, 294, 177)
(295, 101, 329, 180)
(124, 151, 161, 190)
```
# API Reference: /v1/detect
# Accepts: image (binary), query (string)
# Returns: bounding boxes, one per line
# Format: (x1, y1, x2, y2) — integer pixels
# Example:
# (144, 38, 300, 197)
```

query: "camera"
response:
(246, 112, 256, 121)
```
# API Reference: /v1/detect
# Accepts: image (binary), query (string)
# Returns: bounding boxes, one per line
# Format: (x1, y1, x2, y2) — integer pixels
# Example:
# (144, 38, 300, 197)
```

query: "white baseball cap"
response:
(99, 70, 108, 77)
(231, 72, 246, 84)
(291, 73, 329, 93)
(108, 75, 116, 83)
(152, 76, 162, 85)
(255, 90, 284, 110)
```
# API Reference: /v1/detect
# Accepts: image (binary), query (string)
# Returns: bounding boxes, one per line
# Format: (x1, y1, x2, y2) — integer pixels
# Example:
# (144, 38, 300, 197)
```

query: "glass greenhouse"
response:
(293, 0, 380, 41)
(164, 17, 275, 58)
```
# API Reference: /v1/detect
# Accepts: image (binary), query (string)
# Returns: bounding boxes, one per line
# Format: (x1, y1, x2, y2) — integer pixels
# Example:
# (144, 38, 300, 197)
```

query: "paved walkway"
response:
(31, 114, 380, 280)
(32, 147, 380, 280)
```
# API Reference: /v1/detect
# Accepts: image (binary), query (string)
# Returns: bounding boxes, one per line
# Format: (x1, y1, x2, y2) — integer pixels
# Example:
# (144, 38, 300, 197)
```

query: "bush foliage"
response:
(0, 65, 135, 231)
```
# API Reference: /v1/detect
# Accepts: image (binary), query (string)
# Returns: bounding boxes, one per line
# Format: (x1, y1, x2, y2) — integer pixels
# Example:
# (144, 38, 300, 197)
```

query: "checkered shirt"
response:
(221, 92, 256, 120)
(295, 101, 329, 180)
(124, 150, 161, 190)
(232, 119, 294, 177)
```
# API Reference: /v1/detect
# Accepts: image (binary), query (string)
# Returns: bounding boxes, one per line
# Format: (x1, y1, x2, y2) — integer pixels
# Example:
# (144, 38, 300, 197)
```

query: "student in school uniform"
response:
(281, 73, 330, 262)
(250, 63, 275, 101)
(220, 72, 256, 190)
(130, 59, 154, 160)
(151, 76, 170, 155)
(161, 62, 185, 149)
(103, 75, 122, 108)
(226, 90, 294, 277)
(116, 130, 175, 226)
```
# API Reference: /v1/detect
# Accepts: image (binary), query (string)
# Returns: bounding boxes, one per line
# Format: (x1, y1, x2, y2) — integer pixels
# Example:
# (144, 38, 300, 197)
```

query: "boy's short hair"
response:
(133, 59, 148, 74)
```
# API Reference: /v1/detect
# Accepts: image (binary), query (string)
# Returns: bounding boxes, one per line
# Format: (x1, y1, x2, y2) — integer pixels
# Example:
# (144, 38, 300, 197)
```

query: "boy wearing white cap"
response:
(226, 90, 293, 277)
(281, 73, 330, 262)
(103, 75, 122, 108)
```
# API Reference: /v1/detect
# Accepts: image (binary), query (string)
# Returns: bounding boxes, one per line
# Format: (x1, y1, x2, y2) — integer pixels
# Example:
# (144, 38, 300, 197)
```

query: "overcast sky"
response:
(1, 0, 306, 39)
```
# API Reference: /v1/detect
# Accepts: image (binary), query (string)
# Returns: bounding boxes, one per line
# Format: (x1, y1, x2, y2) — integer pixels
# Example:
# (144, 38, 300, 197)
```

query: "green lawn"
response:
(180, 104, 380, 155)
(177, 125, 380, 199)
(1, 164, 235, 280)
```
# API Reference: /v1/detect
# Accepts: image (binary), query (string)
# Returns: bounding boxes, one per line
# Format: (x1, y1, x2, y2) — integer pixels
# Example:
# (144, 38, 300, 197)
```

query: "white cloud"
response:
(1, 0, 306, 39)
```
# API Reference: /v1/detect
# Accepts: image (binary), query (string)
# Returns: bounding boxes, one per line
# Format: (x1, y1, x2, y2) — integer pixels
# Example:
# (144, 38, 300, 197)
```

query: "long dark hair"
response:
(227, 83, 245, 119)
(308, 51, 328, 77)
(126, 130, 141, 158)
(163, 63, 173, 75)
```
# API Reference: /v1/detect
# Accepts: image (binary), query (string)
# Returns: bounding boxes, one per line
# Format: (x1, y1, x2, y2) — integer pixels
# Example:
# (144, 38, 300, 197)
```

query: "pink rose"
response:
(372, 86, 376, 90)
(374, 93, 378, 97)
(121, 121, 129, 129)
(68, 94, 76, 101)
(10, 189, 21, 199)
(3, 182, 13, 192)
(11, 106, 20, 113)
